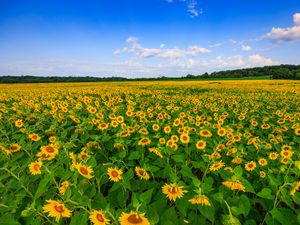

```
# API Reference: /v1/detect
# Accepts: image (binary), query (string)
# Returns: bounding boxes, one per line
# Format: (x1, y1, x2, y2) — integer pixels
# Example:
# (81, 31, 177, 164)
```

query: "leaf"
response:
(198, 204, 215, 223)
(69, 210, 88, 225)
(140, 188, 153, 205)
(180, 165, 194, 178)
(233, 166, 243, 177)
(222, 215, 241, 225)
(148, 206, 160, 224)
(34, 176, 51, 200)
(257, 188, 274, 200)
(92, 192, 107, 209)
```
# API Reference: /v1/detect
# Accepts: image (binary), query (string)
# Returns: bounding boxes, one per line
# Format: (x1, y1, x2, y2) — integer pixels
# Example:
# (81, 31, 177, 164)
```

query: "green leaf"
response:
(69, 210, 88, 225)
(257, 188, 274, 200)
(222, 215, 241, 225)
(198, 204, 215, 223)
(180, 165, 194, 178)
(140, 188, 153, 205)
(92, 192, 107, 209)
(233, 166, 243, 177)
(34, 176, 51, 200)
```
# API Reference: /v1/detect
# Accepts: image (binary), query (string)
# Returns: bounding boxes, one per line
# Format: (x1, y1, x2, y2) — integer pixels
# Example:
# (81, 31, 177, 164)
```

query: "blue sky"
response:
(0, 0, 300, 77)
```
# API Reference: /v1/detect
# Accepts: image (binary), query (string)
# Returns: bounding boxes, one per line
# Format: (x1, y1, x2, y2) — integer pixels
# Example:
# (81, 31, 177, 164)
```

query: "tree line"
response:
(0, 64, 299, 83)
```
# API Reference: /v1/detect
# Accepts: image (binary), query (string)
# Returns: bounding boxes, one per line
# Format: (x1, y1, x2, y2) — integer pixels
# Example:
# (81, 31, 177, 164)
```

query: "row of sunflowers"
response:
(0, 80, 299, 225)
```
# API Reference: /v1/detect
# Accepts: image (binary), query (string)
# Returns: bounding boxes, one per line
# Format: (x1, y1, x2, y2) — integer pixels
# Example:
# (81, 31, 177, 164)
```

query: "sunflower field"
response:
(0, 80, 300, 225)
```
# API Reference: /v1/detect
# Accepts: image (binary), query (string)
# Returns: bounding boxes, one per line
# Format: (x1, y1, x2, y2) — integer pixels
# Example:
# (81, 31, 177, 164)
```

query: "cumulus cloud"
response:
(115, 37, 210, 59)
(266, 13, 300, 43)
(241, 45, 252, 52)
(248, 54, 275, 66)
(212, 55, 245, 68)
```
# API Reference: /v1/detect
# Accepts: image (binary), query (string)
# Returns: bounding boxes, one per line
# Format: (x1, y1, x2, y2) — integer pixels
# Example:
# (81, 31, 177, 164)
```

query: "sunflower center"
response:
(248, 164, 253, 168)
(80, 166, 88, 175)
(10, 146, 18, 150)
(141, 139, 148, 143)
(33, 164, 40, 171)
(127, 214, 143, 224)
(32, 135, 38, 139)
(46, 146, 54, 153)
(54, 205, 65, 213)
(111, 170, 119, 177)
(96, 213, 105, 222)
(169, 187, 178, 194)
(138, 170, 145, 176)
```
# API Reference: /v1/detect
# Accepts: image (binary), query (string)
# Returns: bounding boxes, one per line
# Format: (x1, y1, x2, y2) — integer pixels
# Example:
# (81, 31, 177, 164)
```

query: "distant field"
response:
(0, 80, 300, 225)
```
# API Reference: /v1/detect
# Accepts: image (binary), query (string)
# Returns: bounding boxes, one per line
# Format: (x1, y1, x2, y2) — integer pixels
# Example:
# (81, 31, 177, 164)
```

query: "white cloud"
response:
(187, 0, 201, 17)
(212, 55, 245, 68)
(241, 45, 252, 52)
(115, 37, 210, 60)
(266, 13, 300, 43)
(293, 13, 300, 26)
(165, 0, 202, 17)
(248, 54, 275, 66)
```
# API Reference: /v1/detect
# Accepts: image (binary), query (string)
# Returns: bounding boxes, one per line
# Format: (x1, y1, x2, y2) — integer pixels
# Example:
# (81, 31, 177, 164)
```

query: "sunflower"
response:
(280, 149, 294, 159)
(152, 124, 160, 131)
(269, 152, 278, 160)
(28, 160, 42, 175)
(245, 161, 256, 171)
(89, 210, 110, 225)
(107, 168, 123, 182)
(188, 195, 211, 206)
(289, 181, 300, 196)
(259, 171, 266, 178)
(209, 160, 225, 171)
(119, 211, 150, 225)
(196, 140, 206, 150)
(15, 119, 23, 128)
(40, 145, 59, 159)
(59, 181, 70, 195)
(294, 128, 300, 136)
(76, 163, 94, 179)
(43, 200, 71, 222)
(261, 124, 271, 129)
(217, 128, 226, 136)
(162, 183, 187, 201)
(222, 180, 246, 192)
(258, 158, 268, 166)
(180, 133, 190, 144)
(138, 138, 151, 146)
(231, 157, 242, 165)
(49, 136, 56, 143)
(9, 144, 21, 153)
(199, 130, 212, 138)
(28, 133, 41, 142)
(135, 166, 150, 180)
(148, 147, 163, 158)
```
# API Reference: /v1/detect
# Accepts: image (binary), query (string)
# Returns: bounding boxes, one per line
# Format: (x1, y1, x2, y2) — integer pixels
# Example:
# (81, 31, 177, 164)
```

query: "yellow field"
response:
(0, 80, 300, 225)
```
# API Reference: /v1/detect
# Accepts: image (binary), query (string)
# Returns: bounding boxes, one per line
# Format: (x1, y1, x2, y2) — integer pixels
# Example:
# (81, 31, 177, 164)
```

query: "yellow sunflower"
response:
(42, 200, 71, 222)
(89, 210, 110, 225)
(196, 140, 206, 150)
(199, 130, 212, 138)
(40, 145, 59, 159)
(148, 147, 163, 158)
(59, 181, 70, 195)
(295, 128, 300, 136)
(135, 166, 150, 180)
(222, 180, 246, 192)
(245, 161, 256, 171)
(269, 152, 278, 160)
(107, 168, 123, 182)
(209, 160, 225, 171)
(138, 138, 151, 146)
(9, 144, 21, 153)
(289, 181, 300, 196)
(280, 149, 294, 159)
(119, 211, 150, 225)
(76, 163, 94, 179)
(180, 133, 190, 144)
(15, 119, 23, 128)
(162, 183, 187, 201)
(258, 158, 267, 166)
(28, 160, 42, 175)
(28, 133, 41, 142)
(188, 195, 211, 206)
